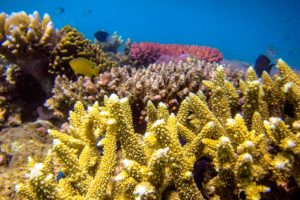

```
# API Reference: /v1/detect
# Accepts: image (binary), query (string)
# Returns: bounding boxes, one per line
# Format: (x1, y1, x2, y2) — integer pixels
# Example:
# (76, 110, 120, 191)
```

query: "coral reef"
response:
(0, 11, 58, 92)
(49, 25, 116, 78)
(0, 11, 115, 86)
(0, 12, 116, 126)
(45, 60, 245, 131)
(130, 42, 223, 66)
(0, 60, 23, 127)
(17, 59, 300, 199)
(0, 60, 49, 128)
(95, 31, 123, 53)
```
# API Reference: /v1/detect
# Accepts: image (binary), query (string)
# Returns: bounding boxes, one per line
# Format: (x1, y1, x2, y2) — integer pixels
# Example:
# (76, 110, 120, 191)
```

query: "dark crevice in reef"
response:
(15, 73, 48, 123)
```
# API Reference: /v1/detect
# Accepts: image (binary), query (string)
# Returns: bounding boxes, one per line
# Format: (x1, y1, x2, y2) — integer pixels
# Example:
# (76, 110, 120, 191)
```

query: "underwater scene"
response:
(1, 0, 300, 199)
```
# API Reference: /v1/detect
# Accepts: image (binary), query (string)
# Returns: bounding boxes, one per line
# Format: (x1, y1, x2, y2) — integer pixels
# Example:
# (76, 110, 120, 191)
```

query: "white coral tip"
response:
(53, 139, 61, 146)
(120, 97, 128, 103)
(109, 93, 119, 102)
(220, 136, 230, 143)
(156, 147, 170, 158)
(29, 163, 44, 178)
(243, 153, 253, 162)
(226, 118, 235, 126)
(245, 141, 254, 148)
(15, 184, 21, 192)
(286, 140, 296, 148)
(283, 82, 293, 93)
(122, 159, 133, 168)
(158, 102, 167, 108)
(270, 117, 282, 126)
(152, 119, 165, 128)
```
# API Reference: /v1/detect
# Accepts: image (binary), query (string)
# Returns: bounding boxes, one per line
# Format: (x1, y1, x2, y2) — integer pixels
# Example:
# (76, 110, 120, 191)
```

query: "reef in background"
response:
(130, 42, 223, 67)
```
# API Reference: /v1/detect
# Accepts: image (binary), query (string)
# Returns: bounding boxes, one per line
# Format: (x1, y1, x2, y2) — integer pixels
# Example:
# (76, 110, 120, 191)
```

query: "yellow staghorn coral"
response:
(242, 67, 269, 129)
(261, 72, 285, 117)
(17, 59, 300, 199)
(203, 65, 231, 126)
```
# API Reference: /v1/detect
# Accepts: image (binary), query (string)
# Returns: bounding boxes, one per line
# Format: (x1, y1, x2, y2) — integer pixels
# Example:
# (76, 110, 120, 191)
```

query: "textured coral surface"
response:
(15, 60, 300, 200)
(0, 123, 52, 199)
(45, 60, 244, 132)
(130, 42, 223, 66)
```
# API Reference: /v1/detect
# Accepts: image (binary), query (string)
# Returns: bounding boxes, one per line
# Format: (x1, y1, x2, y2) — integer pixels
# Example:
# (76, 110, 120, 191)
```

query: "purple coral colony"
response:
(0, 11, 300, 200)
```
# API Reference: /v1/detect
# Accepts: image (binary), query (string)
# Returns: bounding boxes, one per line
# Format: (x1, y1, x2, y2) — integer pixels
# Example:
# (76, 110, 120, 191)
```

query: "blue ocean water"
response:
(1, 0, 300, 68)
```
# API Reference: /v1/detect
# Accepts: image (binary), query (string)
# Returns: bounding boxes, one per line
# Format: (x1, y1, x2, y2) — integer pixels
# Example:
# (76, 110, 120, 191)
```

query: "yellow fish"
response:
(69, 57, 99, 77)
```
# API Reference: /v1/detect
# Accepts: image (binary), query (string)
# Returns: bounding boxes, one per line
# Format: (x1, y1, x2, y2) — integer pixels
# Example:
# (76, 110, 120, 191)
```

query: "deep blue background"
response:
(1, 0, 300, 68)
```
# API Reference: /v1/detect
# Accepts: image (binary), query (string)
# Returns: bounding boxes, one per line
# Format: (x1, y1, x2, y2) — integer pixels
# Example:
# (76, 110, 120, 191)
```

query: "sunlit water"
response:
(1, 0, 300, 68)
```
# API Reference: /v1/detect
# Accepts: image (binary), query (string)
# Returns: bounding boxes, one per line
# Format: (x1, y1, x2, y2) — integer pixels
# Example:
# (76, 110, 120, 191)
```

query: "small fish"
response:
(288, 49, 297, 56)
(82, 9, 92, 16)
(53, 7, 64, 15)
(266, 47, 277, 57)
(254, 54, 274, 77)
(284, 35, 291, 41)
(94, 30, 109, 42)
(57, 171, 65, 182)
(69, 57, 99, 77)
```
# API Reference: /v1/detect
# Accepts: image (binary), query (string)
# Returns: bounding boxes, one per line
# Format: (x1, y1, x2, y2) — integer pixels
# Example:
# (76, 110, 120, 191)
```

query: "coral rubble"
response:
(0, 123, 52, 198)
(17, 59, 300, 199)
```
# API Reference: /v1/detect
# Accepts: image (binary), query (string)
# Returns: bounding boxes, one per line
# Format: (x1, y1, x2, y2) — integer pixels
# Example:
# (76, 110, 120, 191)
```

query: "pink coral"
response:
(130, 42, 223, 66)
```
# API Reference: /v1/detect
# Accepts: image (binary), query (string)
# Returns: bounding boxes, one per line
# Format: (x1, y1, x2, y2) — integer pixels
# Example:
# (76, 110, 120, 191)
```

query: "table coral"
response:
(17, 59, 300, 200)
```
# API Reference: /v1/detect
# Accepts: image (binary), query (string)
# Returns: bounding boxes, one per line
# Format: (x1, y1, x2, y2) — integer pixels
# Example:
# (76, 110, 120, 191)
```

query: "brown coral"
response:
(46, 60, 245, 131)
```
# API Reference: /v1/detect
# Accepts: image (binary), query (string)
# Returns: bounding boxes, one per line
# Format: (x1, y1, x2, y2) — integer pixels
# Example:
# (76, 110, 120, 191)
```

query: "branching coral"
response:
(45, 60, 245, 130)
(0, 12, 116, 126)
(18, 59, 300, 199)
(0, 11, 58, 92)
(0, 11, 115, 87)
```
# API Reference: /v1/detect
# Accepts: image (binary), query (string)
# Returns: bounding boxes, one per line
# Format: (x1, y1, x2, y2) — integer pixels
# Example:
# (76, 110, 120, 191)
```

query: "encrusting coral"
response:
(17, 59, 300, 199)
